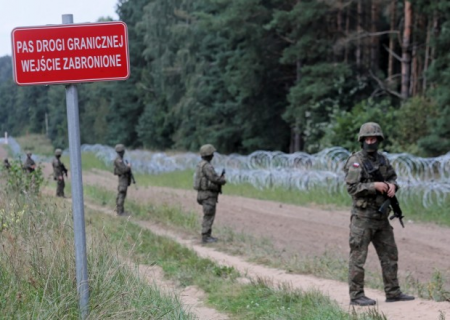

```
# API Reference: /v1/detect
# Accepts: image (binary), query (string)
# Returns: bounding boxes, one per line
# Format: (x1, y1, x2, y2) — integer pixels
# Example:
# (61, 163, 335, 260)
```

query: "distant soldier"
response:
(3, 158, 11, 170)
(114, 144, 132, 216)
(194, 144, 226, 243)
(23, 151, 36, 173)
(52, 149, 68, 197)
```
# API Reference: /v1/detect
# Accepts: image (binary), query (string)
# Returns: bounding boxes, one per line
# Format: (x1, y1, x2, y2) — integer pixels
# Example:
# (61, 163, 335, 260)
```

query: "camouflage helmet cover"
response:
(358, 122, 384, 142)
(26, 150, 32, 156)
(200, 144, 216, 157)
(55, 148, 62, 156)
(115, 144, 125, 152)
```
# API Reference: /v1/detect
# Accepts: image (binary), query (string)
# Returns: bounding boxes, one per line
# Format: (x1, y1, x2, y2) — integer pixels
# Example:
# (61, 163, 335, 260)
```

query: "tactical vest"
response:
(194, 160, 221, 192)
(353, 152, 391, 219)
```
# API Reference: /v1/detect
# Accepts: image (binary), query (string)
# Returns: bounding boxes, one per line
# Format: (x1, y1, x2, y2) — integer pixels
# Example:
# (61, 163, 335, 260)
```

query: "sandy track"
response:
(3, 145, 449, 320)
(83, 193, 450, 320)
(83, 169, 450, 284)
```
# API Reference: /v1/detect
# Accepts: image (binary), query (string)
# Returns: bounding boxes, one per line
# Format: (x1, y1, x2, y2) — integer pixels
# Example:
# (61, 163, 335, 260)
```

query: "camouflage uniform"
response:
(52, 149, 67, 197)
(3, 158, 11, 170)
(194, 144, 226, 243)
(114, 144, 131, 215)
(23, 152, 36, 173)
(344, 122, 413, 305)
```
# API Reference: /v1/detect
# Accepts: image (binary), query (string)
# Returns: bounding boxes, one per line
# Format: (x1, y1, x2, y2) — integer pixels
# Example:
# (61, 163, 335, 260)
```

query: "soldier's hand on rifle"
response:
(374, 182, 389, 193)
(386, 183, 396, 197)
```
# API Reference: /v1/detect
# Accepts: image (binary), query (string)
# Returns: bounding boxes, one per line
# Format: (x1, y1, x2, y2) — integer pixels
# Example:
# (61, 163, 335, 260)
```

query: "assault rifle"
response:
(379, 196, 405, 228)
(363, 160, 405, 228)
(61, 163, 68, 177)
(218, 169, 226, 194)
(125, 160, 136, 185)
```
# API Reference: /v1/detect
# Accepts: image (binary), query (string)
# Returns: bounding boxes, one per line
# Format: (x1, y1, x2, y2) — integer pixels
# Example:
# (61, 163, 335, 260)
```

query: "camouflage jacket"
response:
(52, 157, 65, 179)
(194, 160, 226, 200)
(114, 156, 131, 187)
(23, 157, 36, 173)
(343, 150, 399, 219)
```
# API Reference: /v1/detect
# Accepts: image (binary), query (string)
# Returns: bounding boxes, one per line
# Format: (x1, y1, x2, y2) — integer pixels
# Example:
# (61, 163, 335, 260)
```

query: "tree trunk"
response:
(370, 0, 379, 70)
(401, 1, 412, 99)
(388, 0, 396, 83)
(423, 16, 432, 91)
(344, 5, 350, 63)
(356, 0, 363, 71)
(290, 59, 303, 153)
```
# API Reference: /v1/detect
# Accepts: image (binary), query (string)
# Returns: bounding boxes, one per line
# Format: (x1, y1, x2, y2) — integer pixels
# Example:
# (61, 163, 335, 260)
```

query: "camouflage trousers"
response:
(349, 215, 401, 299)
(200, 197, 217, 236)
(116, 185, 128, 215)
(56, 178, 65, 197)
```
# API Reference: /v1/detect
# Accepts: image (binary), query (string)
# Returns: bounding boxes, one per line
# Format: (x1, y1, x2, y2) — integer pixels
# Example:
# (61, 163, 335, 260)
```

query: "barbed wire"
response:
(3, 137, 450, 207)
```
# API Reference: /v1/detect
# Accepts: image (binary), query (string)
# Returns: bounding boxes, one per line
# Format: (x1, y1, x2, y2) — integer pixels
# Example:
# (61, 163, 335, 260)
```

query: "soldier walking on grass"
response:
(52, 149, 68, 197)
(194, 144, 226, 243)
(343, 122, 415, 306)
(114, 144, 132, 216)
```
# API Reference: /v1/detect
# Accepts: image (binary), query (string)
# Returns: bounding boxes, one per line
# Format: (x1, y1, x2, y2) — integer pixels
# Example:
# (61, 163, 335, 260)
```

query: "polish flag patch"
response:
(352, 163, 360, 168)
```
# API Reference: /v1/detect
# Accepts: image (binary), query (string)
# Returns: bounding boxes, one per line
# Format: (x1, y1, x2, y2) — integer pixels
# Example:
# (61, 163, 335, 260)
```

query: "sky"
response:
(0, 0, 119, 57)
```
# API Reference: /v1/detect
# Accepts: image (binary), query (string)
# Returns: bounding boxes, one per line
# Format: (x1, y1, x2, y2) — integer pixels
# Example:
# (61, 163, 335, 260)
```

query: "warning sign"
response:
(11, 21, 130, 85)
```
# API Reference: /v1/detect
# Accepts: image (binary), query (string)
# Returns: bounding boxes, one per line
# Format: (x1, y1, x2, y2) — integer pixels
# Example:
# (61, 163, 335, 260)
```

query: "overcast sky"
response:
(0, 0, 119, 57)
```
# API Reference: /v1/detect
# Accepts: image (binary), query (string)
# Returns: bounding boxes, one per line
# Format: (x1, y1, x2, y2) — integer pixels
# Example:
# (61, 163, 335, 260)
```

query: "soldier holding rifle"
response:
(52, 148, 68, 197)
(194, 144, 226, 243)
(114, 144, 133, 216)
(343, 122, 414, 306)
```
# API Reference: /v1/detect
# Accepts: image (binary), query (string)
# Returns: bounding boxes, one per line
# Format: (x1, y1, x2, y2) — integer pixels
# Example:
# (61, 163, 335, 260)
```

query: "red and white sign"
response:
(11, 22, 130, 85)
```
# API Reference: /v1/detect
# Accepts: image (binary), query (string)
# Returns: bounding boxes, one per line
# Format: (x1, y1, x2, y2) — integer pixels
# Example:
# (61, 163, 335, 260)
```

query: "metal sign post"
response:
(11, 14, 130, 320)
(63, 14, 89, 319)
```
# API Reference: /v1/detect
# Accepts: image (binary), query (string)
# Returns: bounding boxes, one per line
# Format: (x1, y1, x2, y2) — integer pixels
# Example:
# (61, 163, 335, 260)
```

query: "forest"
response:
(0, 0, 449, 156)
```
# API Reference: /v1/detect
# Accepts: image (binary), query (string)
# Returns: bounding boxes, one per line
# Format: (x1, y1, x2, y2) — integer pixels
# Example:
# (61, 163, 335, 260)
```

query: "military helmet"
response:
(115, 144, 125, 152)
(357, 122, 384, 142)
(199, 144, 216, 157)
(55, 149, 62, 156)
(26, 151, 32, 156)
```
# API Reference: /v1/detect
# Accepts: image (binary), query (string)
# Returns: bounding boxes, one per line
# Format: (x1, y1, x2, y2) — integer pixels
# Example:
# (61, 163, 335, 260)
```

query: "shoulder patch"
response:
(352, 163, 360, 168)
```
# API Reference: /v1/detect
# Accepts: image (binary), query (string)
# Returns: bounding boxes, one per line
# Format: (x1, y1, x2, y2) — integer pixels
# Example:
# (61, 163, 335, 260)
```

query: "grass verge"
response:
(0, 190, 196, 319)
(85, 202, 388, 320)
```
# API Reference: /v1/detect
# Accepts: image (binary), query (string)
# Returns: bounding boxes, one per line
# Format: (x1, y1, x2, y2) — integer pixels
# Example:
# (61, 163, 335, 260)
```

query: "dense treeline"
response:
(1, 0, 449, 156)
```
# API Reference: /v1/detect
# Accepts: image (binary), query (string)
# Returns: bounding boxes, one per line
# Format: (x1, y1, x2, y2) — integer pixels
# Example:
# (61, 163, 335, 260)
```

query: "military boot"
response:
(386, 293, 415, 302)
(202, 236, 218, 243)
(350, 296, 376, 306)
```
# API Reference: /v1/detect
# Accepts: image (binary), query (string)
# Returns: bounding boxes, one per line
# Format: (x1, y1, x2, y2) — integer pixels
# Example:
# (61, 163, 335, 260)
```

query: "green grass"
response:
(0, 190, 196, 319)
(86, 204, 387, 320)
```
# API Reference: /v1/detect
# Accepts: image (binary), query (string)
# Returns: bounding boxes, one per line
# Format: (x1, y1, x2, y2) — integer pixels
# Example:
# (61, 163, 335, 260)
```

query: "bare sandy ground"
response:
(84, 196, 450, 320)
(84, 168, 450, 285)
(2, 145, 449, 320)
(80, 168, 450, 319)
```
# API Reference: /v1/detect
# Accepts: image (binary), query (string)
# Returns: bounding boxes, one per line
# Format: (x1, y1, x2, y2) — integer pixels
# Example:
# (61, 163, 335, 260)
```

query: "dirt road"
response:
(2, 145, 449, 320)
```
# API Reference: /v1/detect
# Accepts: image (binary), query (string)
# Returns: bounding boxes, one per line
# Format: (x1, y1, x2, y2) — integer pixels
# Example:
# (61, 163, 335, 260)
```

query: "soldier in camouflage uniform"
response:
(343, 122, 415, 306)
(23, 151, 36, 173)
(3, 158, 11, 170)
(194, 144, 226, 243)
(52, 149, 68, 197)
(114, 144, 132, 216)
